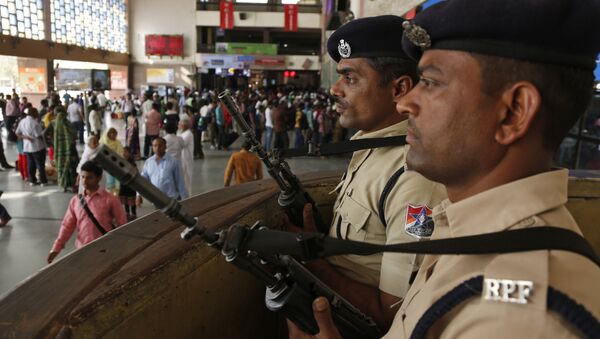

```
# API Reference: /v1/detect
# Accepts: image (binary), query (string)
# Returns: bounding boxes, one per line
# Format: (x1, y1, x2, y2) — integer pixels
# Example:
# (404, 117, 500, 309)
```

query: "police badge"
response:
(402, 21, 431, 49)
(338, 39, 352, 58)
(405, 204, 434, 238)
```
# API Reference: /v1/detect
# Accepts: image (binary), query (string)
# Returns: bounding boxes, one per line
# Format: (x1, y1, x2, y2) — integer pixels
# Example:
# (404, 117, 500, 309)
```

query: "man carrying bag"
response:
(47, 161, 127, 264)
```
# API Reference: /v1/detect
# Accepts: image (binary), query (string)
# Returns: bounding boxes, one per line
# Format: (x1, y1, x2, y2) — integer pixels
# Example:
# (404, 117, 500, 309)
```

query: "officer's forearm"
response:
(305, 259, 400, 332)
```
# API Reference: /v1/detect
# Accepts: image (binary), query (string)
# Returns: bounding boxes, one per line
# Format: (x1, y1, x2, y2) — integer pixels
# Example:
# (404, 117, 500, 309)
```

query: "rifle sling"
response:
(277, 136, 407, 158)
(243, 226, 600, 268)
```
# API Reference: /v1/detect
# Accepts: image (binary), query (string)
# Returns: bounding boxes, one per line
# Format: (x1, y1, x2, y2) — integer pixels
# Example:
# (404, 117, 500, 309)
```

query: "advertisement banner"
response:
(92, 69, 110, 91)
(220, 1, 234, 30)
(110, 70, 128, 90)
(146, 68, 175, 84)
(55, 69, 92, 90)
(215, 42, 278, 55)
(284, 5, 298, 32)
(253, 56, 286, 69)
(18, 67, 46, 93)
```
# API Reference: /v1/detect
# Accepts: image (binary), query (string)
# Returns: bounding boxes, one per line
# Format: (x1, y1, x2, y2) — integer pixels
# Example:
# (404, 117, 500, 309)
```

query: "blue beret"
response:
(402, 0, 600, 70)
(327, 15, 411, 63)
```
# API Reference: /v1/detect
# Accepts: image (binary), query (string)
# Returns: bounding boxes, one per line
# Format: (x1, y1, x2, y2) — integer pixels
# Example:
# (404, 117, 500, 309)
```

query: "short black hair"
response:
(166, 101, 174, 110)
(80, 161, 102, 177)
(152, 102, 160, 110)
(472, 53, 594, 150)
(153, 137, 166, 146)
(366, 56, 418, 87)
(165, 122, 178, 134)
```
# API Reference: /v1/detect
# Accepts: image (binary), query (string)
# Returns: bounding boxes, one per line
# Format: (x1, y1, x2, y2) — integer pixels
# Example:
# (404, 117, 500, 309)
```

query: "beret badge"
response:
(338, 39, 352, 58)
(402, 21, 431, 49)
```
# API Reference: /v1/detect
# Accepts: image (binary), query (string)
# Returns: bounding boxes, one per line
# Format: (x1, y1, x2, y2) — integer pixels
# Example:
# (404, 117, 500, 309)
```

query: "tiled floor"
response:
(0, 114, 349, 297)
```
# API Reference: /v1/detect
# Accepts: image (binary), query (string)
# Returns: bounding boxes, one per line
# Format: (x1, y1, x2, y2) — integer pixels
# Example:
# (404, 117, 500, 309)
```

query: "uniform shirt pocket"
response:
(338, 195, 371, 242)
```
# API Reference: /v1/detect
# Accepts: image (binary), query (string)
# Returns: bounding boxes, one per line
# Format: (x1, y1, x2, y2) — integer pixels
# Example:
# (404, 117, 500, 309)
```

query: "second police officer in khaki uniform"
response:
(288, 15, 447, 331)
(289, 0, 600, 338)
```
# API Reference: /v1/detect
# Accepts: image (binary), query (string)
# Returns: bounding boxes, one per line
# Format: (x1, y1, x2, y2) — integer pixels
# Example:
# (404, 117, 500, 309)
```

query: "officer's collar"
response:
(435, 169, 569, 237)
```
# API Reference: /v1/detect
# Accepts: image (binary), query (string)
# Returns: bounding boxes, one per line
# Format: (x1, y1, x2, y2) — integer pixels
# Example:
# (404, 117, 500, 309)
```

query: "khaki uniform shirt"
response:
(327, 121, 447, 298)
(384, 169, 600, 338)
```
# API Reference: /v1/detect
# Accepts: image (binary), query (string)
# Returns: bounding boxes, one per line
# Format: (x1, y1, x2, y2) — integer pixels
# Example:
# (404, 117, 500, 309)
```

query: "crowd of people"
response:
(0, 85, 348, 263)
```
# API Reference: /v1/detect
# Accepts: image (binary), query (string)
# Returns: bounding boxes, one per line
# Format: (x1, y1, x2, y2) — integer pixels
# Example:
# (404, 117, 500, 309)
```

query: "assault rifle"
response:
(91, 145, 381, 339)
(218, 90, 329, 234)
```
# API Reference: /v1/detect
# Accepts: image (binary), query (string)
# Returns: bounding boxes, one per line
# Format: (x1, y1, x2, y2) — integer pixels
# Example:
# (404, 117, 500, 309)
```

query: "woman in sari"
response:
(126, 116, 140, 160)
(53, 109, 79, 192)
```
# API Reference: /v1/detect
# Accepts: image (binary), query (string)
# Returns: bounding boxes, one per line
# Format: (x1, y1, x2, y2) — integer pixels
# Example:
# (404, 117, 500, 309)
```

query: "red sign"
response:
(284, 5, 298, 32)
(145, 35, 184, 56)
(220, 1, 234, 30)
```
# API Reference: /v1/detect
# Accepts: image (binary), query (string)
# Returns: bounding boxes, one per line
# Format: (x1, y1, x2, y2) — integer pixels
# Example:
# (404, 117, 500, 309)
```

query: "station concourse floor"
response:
(0, 115, 349, 297)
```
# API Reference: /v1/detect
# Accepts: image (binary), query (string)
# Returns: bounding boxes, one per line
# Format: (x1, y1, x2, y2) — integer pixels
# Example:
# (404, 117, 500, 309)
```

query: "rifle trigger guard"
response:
(296, 232, 325, 261)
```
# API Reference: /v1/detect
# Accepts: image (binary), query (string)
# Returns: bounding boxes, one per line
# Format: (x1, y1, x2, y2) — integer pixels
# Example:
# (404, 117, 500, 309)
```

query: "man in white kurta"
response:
(178, 118, 194, 196)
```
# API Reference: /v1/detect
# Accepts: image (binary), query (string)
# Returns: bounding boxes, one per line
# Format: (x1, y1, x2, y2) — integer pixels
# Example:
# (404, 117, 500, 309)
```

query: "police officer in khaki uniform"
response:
(288, 15, 446, 332)
(288, 0, 600, 338)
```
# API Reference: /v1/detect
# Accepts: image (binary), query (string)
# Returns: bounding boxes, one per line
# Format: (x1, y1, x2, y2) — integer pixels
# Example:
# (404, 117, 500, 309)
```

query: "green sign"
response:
(216, 42, 278, 56)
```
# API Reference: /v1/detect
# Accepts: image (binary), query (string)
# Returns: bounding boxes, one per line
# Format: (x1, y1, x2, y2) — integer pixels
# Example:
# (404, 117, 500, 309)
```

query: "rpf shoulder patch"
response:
(338, 39, 351, 58)
(405, 204, 434, 238)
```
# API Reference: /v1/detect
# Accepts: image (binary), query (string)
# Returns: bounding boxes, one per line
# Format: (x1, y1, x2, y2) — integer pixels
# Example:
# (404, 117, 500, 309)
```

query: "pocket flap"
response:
(339, 196, 371, 232)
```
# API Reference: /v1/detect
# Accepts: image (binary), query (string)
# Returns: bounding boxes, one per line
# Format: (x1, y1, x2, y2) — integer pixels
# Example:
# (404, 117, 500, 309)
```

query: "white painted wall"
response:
(350, 0, 425, 19)
(196, 11, 321, 29)
(130, 0, 197, 65)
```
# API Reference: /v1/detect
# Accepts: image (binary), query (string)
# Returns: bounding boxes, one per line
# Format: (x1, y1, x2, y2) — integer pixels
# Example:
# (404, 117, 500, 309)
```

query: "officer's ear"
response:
(391, 75, 413, 101)
(494, 81, 541, 146)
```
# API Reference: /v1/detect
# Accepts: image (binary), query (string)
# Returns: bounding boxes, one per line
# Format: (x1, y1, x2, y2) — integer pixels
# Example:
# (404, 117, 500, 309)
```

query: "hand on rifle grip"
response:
(285, 204, 318, 234)
(287, 297, 342, 339)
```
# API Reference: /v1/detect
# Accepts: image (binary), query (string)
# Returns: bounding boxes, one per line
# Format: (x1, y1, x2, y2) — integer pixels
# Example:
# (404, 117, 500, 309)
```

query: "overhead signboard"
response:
(145, 35, 184, 56)
(197, 54, 249, 70)
(215, 42, 278, 56)
(56, 69, 92, 90)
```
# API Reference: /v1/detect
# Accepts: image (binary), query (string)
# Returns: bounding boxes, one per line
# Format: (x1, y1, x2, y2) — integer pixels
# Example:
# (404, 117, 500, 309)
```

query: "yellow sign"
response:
(146, 68, 174, 84)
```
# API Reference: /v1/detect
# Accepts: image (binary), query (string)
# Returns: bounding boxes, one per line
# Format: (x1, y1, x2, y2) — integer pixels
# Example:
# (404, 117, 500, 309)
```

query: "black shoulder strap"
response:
(249, 226, 600, 268)
(277, 136, 407, 158)
(318, 226, 600, 268)
(78, 193, 110, 236)
(378, 167, 405, 228)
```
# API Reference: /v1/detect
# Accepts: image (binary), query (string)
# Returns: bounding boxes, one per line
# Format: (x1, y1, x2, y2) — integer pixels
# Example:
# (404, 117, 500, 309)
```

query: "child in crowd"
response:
(119, 146, 138, 221)
(100, 127, 123, 195)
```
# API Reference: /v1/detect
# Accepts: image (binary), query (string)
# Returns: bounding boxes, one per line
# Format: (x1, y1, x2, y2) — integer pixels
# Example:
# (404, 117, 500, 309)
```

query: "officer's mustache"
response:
(333, 97, 349, 109)
(407, 118, 421, 139)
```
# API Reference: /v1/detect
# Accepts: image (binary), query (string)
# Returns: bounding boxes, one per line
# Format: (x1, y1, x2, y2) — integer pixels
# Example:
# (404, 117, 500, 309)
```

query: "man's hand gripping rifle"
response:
(218, 90, 328, 234)
(91, 145, 381, 339)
